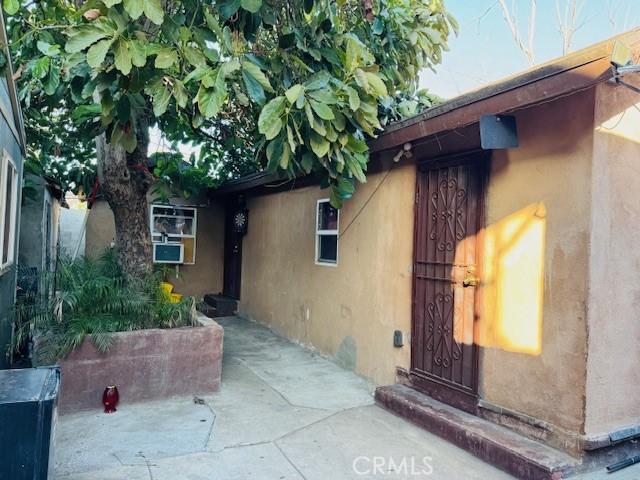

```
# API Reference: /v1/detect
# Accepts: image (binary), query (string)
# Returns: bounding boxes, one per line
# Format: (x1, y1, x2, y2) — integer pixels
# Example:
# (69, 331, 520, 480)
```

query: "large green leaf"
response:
(346, 154, 367, 183)
(129, 40, 147, 67)
(121, 0, 162, 23)
(353, 68, 368, 90)
(241, 60, 273, 93)
(345, 86, 360, 111)
(183, 46, 206, 67)
(2, 0, 19, 15)
(310, 131, 329, 157)
(347, 134, 368, 153)
(173, 80, 188, 108)
(72, 104, 101, 122)
(241, 70, 265, 105)
(284, 84, 304, 105)
(143, 0, 164, 25)
(196, 75, 227, 118)
(279, 142, 291, 169)
(43, 63, 60, 95)
(102, 0, 121, 7)
(152, 84, 171, 116)
(31, 56, 50, 79)
(307, 89, 338, 105)
(220, 58, 240, 77)
(123, 0, 143, 19)
(65, 26, 110, 53)
(345, 37, 360, 72)
(365, 72, 388, 97)
(86, 39, 114, 68)
(258, 96, 286, 140)
(265, 137, 283, 172)
(240, 0, 261, 13)
(113, 40, 132, 74)
(218, 0, 240, 19)
(36, 41, 61, 57)
(260, 117, 282, 141)
(309, 99, 334, 120)
(300, 152, 314, 173)
(154, 48, 177, 69)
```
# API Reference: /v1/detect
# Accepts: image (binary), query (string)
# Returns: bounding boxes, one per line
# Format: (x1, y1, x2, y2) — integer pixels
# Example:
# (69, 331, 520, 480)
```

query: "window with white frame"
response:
(0, 150, 18, 270)
(315, 199, 339, 266)
(150, 204, 197, 264)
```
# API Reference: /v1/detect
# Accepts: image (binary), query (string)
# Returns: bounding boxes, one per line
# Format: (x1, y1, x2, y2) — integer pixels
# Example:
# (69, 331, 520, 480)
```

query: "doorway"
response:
(410, 154, 486, 413)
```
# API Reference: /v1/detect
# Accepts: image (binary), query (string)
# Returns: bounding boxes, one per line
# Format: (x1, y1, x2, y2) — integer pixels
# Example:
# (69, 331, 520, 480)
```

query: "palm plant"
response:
(11, 250, 196, 365)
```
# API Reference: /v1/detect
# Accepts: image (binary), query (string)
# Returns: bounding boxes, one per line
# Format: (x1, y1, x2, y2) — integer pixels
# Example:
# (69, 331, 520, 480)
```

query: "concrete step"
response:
(202, 294, 237, 317)
(197, 302, 218, 318)
(375, 384, 580, 480)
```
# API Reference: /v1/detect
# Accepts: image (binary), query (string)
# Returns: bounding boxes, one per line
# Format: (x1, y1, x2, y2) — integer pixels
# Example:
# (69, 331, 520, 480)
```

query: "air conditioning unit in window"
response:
(152, 242, 184, 264)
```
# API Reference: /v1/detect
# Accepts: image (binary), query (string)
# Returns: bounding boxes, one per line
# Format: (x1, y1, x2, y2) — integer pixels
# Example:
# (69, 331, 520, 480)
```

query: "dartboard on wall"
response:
(232, 209, 249, 235)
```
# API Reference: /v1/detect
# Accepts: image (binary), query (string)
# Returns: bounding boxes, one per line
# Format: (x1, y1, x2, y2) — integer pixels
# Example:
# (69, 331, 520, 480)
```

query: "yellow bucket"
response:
(170, 293, 183, 303)
(160, 282, 174, 294)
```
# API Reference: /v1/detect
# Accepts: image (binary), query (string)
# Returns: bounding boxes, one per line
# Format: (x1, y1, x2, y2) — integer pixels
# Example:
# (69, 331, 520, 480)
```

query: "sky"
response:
(420, 0, 639, 99)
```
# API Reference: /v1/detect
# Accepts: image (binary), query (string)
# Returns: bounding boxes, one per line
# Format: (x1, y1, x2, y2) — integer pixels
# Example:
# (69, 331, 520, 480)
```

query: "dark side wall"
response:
(0, 75, 24, 369)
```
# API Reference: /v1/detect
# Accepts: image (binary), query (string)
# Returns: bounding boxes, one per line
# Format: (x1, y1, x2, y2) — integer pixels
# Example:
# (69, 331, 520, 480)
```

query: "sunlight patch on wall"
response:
(476, 203, 546, 356)
(595, 102, 640, 145)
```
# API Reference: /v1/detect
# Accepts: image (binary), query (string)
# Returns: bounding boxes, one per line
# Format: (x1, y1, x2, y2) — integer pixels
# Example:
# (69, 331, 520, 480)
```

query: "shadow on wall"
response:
(470, 203, 547, 356)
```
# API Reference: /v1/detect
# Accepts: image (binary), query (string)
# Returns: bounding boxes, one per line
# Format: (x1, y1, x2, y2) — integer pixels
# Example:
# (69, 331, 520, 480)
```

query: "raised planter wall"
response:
(57, 315, 223, 414)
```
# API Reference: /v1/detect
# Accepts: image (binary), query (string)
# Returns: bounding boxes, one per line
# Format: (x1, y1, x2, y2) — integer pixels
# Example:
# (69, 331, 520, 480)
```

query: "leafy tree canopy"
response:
(6, 0, 456, 206)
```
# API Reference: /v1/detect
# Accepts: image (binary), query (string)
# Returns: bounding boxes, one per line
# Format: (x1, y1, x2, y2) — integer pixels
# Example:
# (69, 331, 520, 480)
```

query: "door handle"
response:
(463, 276, 479, 287)
(463, 266, 479, 287)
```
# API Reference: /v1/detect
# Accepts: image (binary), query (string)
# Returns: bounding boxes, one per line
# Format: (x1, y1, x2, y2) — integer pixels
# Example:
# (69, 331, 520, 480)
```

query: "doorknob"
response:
(463, 266, 479, 287)
(463, 276, 479, 287)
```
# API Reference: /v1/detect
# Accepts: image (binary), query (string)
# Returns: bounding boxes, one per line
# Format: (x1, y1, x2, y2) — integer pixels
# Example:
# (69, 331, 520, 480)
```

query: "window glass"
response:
(317, 202, 339, 231)
(153, 216, 194, 236)
(2, 161, 15, 265)
(318, 235, 337, 264)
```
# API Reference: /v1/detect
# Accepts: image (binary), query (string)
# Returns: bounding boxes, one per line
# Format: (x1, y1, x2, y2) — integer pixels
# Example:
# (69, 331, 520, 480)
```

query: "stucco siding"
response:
(85, 198, 225, 299)
(478, 90, 595, 434)
(239, 164, 416, 386)
(584, 78, 640, 436)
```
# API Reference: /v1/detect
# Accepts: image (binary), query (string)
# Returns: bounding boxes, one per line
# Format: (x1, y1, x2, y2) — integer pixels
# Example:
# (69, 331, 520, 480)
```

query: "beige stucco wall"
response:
(584, 78, 640, 437)
(239, 163, 416, 386)
(239, 92, 597, 432)
(478, 90, 595, 434)
(85, 197, 225, 299)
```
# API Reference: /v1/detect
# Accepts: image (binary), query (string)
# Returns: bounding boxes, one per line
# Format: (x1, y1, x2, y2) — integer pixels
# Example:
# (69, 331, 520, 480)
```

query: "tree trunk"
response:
(95, 128, 154, 278)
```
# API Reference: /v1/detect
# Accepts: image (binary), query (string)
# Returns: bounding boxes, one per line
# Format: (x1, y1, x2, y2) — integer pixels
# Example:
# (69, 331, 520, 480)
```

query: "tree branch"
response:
(498, 0, 536, 66)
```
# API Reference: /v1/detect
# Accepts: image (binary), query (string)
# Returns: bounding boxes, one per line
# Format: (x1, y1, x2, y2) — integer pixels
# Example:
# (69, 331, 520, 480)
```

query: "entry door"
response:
(411, 158, 484, 412)
(223, 207, 242, 300)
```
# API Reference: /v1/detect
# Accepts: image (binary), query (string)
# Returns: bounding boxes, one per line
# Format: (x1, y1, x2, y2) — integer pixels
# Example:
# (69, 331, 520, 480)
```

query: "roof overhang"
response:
(370, 28, 640, 155)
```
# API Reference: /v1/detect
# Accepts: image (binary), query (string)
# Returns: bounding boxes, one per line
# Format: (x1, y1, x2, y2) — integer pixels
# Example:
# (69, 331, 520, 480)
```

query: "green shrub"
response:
(11, 250, 196, 365)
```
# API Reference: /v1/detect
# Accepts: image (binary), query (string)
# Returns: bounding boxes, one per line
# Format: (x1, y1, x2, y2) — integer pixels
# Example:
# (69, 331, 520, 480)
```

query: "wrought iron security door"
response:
(411, 158, 484, 411)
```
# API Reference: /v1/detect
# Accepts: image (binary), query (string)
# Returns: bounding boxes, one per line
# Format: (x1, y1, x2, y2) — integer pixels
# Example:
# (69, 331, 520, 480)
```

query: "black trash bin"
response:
(0, 367, 60, 480)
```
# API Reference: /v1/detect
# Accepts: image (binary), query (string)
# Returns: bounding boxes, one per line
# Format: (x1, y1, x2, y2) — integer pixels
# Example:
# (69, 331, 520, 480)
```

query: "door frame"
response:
(222, 197, 245, 299)
(409, 150, 489, 414)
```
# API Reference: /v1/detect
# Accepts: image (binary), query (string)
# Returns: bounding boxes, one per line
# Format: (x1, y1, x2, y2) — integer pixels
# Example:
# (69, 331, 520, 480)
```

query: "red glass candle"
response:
(102, 385, 119, 413)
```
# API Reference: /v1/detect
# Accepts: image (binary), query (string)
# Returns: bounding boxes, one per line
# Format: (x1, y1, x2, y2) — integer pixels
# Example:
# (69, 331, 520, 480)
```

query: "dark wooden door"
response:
(223, 208, 242, 299)
(411, 158, 485, 412)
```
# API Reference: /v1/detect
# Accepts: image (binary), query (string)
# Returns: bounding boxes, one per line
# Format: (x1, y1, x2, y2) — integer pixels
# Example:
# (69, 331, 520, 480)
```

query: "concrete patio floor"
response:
(54, 316, 640, 480)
